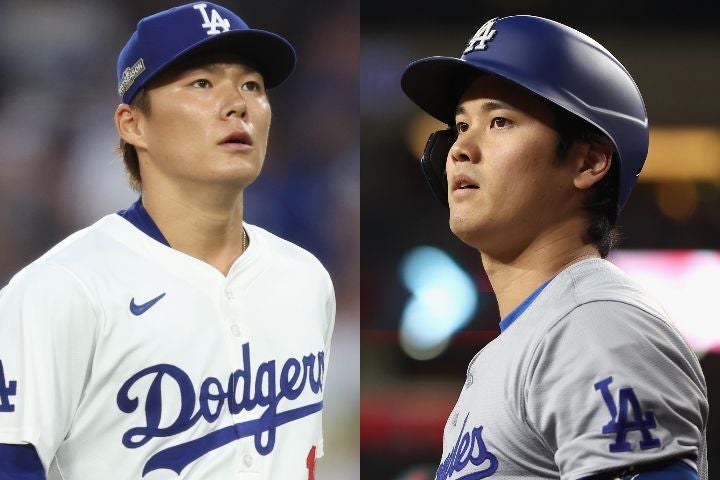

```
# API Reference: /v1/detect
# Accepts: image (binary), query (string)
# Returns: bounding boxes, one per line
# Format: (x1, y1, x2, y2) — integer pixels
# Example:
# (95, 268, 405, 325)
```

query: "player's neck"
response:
(480, 220, 600, 319)
(141, 187, 247, 276)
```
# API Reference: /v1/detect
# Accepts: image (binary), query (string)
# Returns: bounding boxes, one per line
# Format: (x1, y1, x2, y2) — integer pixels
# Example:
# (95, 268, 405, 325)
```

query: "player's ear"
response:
(115, 103, 148, 150)
(573, 140, 613, 190)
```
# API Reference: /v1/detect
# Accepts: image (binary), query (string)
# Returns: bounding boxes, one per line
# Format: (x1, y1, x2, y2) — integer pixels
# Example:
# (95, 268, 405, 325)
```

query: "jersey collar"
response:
(499, 276, 555, 332)
(117, 198, 170, 247)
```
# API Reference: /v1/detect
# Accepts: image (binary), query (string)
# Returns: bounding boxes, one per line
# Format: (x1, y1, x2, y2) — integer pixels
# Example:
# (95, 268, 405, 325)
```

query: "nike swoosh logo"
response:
(130, 293, 166, 316)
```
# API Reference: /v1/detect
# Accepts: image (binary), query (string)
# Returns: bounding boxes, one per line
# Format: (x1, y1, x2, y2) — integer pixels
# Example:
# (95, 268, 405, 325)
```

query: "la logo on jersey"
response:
(117, 342, 325, 476)
(0, 360, 17, 413)
(594, 376, 661, 452)
(193, 3, 230, 35)
(436, 413, 498, 480)
(463, 18, 498, 54)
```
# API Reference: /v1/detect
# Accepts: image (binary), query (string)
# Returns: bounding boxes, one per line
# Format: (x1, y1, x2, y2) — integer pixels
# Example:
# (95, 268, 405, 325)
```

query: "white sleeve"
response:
(0, 261, 100, 471)
(524, 301, 708, 480)
(316, 267, 336, 459)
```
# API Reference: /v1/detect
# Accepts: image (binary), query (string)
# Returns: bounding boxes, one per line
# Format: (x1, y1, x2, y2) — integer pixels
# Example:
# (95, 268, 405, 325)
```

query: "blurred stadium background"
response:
(0, 0, 358, 478)
(362, 0, 720, 478)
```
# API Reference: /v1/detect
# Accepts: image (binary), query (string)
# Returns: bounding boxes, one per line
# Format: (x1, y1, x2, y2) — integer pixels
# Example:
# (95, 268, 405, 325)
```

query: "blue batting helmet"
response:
(401, 15, 648, 218)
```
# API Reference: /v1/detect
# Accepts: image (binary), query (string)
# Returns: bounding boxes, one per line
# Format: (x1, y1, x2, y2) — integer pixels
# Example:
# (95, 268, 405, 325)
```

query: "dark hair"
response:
(552, 105, 620, 258)
(118, 88, 151, 191)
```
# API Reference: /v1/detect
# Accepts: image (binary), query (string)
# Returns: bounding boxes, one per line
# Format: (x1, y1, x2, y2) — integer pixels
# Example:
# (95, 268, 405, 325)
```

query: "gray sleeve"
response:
(523, 300, 708, 480)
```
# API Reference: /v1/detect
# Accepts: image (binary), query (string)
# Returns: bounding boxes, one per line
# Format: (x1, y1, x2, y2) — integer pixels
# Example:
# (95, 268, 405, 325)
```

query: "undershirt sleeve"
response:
(0, 443, 45, 478)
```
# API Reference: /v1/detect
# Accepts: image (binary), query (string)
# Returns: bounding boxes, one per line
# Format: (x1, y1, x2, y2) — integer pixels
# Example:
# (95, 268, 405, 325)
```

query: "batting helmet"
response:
(401, 15, 648, 218)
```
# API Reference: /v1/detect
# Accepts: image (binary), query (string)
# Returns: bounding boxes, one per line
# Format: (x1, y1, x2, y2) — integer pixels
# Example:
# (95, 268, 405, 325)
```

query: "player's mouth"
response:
(219, 131, 253, 151)
(451, 174, 479, 194)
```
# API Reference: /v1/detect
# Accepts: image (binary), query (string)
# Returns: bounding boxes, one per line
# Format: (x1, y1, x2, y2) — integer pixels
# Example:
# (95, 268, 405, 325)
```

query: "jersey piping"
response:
(499, 276, 554, 332)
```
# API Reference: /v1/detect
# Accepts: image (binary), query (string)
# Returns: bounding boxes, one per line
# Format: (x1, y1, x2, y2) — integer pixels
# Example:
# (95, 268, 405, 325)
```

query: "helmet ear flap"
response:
(420, 128, 456, 207)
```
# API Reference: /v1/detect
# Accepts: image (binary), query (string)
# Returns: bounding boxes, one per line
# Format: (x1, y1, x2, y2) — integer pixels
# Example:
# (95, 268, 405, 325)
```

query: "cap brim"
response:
(153, 29, 296, 90)
(401, 56, 495, 125)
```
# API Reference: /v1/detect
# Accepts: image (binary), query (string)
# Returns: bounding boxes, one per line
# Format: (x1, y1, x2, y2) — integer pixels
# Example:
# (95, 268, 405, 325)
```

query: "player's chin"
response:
(449, 215, 485, 248)
(204, 166, 262, 190)
(213, 158, 264, 180)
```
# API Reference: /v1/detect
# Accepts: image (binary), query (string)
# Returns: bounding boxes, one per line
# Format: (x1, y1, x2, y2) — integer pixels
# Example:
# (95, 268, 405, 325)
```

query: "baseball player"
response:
(0, 3, 334, 479)
(401, 15, 707, 479)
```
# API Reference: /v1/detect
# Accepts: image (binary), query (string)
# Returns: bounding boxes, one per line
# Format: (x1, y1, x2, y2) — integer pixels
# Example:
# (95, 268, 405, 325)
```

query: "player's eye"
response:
(191, 79, 212, 88)
(455, 122, 470, 134)
(490, 117, 511, 128)
(241, 80, 264, 92)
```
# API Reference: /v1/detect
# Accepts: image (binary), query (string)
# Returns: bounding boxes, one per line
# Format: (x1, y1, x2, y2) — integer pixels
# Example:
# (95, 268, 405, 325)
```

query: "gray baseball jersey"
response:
(436, 258, 708, 479)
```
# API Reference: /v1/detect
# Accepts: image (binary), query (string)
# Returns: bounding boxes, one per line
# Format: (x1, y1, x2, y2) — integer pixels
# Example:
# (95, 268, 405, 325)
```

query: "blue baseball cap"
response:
(117, 2, 296, 104)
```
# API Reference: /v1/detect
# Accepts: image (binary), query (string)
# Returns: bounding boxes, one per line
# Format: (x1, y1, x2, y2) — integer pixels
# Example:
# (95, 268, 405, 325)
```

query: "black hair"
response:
(552, 105, 620, 258)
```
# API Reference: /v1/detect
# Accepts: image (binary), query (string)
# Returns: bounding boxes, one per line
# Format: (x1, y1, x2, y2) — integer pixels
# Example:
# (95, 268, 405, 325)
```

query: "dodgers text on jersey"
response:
(435, 413, 498, 480)
(117, 342, 325, 476)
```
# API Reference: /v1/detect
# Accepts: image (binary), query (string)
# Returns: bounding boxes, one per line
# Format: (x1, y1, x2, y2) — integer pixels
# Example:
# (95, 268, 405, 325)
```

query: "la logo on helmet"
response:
(193, 3, 230, 35)
(464, 17, 498, 54)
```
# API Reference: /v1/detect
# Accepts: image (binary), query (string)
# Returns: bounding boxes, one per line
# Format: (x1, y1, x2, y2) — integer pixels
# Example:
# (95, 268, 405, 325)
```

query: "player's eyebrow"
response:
(455, 100, 517, 116)
(195, 63, 256, 73)
(179, 60, 260, 76)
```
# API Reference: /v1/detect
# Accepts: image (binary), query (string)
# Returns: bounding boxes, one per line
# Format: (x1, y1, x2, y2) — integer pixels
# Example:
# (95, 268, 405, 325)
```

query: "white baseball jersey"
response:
(0, 200, 335, 479)
(436, 258, 707, 480)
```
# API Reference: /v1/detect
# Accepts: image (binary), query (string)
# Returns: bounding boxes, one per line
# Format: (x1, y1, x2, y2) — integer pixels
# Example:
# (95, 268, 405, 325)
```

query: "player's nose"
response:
(220, 86, 248, 120)
(449, 134, 479, 164)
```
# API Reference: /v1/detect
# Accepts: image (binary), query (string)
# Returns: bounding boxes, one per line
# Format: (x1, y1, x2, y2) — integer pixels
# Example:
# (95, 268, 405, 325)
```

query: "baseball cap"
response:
(117, 2, 296, 104)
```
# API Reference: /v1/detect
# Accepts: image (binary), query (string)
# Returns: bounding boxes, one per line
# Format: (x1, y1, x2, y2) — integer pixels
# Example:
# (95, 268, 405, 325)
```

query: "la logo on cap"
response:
(193, 3, 230, 35)
(463, 17, 498, 54)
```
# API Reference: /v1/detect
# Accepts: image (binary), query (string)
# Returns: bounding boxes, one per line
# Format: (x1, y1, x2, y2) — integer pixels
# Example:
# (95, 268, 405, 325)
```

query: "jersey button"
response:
(230, 324, 242, 337)
(242, 454, 253, 467)
(225, 291, 235, 300)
